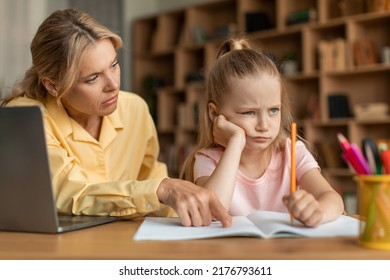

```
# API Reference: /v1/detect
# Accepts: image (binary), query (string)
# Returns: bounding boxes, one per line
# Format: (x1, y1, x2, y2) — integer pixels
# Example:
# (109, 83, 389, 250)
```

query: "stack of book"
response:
(318, 38, 348, 71)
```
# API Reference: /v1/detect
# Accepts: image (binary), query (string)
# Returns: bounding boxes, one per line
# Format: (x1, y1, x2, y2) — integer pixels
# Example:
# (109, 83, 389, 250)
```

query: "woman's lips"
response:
(102, 94, 118, 106)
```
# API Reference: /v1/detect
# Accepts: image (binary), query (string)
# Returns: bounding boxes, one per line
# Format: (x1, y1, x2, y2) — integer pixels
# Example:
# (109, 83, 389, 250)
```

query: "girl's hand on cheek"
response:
(283, 189, 324, 228)
(213, 115, 245, 148)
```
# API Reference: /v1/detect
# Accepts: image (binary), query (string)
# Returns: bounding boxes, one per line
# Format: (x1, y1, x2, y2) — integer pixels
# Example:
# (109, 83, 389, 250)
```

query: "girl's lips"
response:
(251, 136, 269, 143)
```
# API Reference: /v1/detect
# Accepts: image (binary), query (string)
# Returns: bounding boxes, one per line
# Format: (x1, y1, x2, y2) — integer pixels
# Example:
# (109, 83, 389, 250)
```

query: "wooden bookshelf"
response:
(132, 0, 390, 214)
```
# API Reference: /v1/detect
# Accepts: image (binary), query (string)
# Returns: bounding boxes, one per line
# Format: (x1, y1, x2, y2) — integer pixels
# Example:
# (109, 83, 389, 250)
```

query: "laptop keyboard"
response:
(58, 215, 99, 226)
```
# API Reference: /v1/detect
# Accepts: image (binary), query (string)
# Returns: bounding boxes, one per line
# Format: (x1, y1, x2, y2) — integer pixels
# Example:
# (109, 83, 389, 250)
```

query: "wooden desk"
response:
(1, 218, 390, 260)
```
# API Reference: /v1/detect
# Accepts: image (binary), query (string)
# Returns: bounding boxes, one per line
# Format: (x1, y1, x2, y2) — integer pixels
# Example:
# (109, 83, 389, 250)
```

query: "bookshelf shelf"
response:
(132, 0, 390, 213)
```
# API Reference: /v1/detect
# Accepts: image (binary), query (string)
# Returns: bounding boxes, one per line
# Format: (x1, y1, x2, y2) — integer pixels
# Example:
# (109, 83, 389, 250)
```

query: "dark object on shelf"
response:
(245, 12, 272, 33)
(142, 75, 164, 124)
(327, 93, 352, 119)
(212, 23, 237, 40)
(286, 8, 317, 25)
(185, 70, 205, 84)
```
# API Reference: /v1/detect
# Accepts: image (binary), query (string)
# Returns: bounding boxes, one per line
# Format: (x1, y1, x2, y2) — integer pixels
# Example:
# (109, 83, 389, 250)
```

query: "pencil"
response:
(290, 122, 297, 225)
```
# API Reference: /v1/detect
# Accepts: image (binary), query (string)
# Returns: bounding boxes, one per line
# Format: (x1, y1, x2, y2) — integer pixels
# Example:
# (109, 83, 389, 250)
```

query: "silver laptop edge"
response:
(0, 106, 117, 233)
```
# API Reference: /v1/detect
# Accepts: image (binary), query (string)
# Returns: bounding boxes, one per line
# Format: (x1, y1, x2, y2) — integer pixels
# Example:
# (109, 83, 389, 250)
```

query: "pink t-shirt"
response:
(194, 139, 319, 216)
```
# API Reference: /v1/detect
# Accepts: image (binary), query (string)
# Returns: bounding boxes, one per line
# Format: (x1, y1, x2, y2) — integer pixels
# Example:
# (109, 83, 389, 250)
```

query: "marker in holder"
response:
(356, 175, 390, 250)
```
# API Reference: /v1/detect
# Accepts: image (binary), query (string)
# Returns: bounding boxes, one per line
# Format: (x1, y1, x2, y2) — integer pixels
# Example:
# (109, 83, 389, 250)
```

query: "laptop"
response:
(0, 106, 117, 233)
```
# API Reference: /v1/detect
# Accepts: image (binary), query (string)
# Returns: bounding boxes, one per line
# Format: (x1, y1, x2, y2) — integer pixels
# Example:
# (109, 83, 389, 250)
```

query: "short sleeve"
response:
(193, 148, 222, 182)
(295, 140, 320, 180)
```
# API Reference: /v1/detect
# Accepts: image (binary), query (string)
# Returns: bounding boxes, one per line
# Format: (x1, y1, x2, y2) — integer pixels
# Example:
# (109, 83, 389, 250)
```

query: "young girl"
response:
(181, 37, 344, 227)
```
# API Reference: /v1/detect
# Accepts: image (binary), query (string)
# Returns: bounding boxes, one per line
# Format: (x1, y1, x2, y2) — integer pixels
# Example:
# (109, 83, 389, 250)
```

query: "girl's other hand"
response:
(282, 189, 324, 228)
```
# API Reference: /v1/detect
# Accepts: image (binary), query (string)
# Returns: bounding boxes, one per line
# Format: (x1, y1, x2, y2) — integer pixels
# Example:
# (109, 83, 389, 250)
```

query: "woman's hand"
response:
(283, 189, 324, 228)
(212, 115, 245, 149)
(157, 178, 232, 227)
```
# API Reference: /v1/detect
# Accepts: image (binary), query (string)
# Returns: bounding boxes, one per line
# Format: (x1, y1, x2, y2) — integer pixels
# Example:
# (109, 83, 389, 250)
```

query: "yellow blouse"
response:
(8, 91, 175, 218)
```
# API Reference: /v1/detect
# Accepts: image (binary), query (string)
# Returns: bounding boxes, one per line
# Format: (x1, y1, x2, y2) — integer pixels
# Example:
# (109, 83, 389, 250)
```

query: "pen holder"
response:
(356, 175, 390, 250)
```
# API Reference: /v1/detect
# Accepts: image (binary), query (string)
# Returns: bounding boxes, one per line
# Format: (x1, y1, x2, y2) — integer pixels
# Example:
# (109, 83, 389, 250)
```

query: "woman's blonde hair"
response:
(180, 36, 293, 181)
(1, 9, 122, 105)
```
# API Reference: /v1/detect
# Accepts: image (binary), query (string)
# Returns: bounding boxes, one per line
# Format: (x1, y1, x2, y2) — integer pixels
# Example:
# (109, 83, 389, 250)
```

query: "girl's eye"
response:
(242, 111, 255, 116)
(270, 108, 280, 114)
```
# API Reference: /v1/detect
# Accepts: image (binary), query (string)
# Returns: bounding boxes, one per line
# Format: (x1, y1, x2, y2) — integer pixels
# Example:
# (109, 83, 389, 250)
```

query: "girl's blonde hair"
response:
(1, 9, 122, 106)
(180, 36, 293, 181)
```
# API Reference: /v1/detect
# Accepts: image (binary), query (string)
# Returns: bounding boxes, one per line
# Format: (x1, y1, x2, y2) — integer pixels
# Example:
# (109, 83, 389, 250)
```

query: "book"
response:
(315, 141, 346, 169)
(333, 38, 347, 71)
(353, 38, 378, 66)
(318, 40, 333, 71)
(327, 94, 352, 119)
(318, 38, 348, 72)
(133, 211, 359, 241)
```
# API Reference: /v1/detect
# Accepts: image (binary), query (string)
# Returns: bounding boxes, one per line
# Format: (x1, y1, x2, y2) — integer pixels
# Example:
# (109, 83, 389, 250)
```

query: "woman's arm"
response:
(157, 178, 232, 227)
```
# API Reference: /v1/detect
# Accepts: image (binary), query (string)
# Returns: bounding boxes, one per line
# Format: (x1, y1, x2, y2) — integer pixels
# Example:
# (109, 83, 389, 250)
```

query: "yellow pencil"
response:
(290, 122, 297, 225)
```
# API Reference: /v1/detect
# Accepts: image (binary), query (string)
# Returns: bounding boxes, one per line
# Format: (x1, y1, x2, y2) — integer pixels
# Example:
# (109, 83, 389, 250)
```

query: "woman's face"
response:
(217, 74, 281, 151)
(61, 39, 120, 120)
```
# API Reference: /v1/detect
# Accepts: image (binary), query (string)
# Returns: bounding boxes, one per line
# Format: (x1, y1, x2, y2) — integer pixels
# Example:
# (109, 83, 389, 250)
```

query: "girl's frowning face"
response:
(217, 74, 281, 151)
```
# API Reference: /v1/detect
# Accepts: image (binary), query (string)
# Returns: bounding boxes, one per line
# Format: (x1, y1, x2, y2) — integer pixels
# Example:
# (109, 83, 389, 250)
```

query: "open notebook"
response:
(133, 211, 359, 240)
(0, 106, 117, 233)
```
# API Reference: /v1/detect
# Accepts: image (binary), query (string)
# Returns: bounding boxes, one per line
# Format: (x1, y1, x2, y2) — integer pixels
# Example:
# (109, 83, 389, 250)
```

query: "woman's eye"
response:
(87, 76, 98, 84)
(270, 108, 280, 114)
(112, 60, 119, 68)
(242, 111, 255, 116)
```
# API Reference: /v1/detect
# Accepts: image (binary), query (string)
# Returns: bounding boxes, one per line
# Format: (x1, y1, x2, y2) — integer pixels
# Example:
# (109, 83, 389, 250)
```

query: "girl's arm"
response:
(283, 168, 344, 227)
(196, 115, 246, 209)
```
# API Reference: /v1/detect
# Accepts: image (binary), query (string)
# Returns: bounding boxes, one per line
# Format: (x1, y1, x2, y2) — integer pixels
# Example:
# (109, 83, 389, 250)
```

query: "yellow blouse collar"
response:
(45, 94, 124, 148)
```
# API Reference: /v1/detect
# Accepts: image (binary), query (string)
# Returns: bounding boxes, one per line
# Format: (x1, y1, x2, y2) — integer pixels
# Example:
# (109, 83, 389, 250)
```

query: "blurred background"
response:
(0, 0, 207, 98)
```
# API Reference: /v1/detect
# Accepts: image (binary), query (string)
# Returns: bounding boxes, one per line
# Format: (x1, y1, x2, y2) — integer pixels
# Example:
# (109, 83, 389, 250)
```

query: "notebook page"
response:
(247, 211, 359, 238)
(133, 216, 263, 240)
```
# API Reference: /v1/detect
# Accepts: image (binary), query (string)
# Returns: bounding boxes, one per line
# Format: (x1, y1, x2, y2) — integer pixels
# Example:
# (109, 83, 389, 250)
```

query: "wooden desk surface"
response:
(1, 218, 390, 260)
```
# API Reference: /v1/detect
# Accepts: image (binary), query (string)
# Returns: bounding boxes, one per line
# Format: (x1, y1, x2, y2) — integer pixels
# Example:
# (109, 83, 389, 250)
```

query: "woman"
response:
(1, 9, 231, 227)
